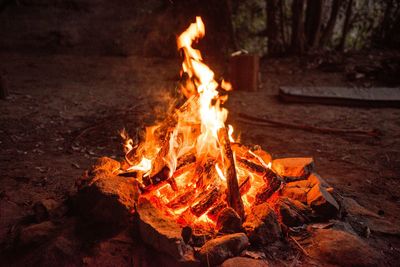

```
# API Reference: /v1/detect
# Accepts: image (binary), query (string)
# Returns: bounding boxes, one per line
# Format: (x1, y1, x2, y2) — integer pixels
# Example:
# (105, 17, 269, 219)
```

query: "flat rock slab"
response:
(137, 197, 194, 261)
(280, 86, 400, 107)
(272, 157, 314, 181)
(307, 184, 339, 218)
(198, 233, 249, 266)
(308, 229, 381, 266)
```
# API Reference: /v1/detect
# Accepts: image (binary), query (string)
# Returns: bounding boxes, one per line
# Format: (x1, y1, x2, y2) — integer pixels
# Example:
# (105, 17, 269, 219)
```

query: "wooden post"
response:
(229, 54, 259, 91)
(218, 127, 245, 220)
(0, 74, 9, 99)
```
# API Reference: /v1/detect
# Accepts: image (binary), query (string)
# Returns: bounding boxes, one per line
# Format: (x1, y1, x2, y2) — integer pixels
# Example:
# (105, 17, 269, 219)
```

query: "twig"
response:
(237, 113, 381, 137)
(290, 252, 301, 267)
(289, 235, 310, 257)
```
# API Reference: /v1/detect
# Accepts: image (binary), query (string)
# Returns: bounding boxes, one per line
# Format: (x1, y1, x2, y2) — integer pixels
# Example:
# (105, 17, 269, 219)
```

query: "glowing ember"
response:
(120, 17, 278, 229)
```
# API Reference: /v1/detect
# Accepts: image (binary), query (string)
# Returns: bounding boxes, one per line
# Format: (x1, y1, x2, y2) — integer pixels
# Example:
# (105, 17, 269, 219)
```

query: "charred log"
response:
(166, 190, 196, 209)
(191, 187, 221, 217)
(255, 169, 282, 204)
(218, 127, 245, 220)
(239, 176, 251, 195)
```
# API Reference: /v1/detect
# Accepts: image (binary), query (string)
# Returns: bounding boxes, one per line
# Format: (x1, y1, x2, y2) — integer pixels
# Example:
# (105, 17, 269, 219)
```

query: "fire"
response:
(120, 17, 278, 229)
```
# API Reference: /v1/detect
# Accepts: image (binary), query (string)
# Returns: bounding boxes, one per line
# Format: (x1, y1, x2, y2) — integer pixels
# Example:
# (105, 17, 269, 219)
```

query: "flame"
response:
(119, 17, 281, 229)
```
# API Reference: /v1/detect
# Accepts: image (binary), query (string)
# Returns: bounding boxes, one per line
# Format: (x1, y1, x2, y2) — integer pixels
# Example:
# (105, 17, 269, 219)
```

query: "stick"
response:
(289, 235, 310, 257)
(218, 127, 245, 220)
(238, 113, 381, 137)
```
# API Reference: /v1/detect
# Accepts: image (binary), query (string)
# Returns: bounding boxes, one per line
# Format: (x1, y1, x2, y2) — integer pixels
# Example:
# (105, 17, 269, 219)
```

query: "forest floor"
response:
(0, 50, 400, 266)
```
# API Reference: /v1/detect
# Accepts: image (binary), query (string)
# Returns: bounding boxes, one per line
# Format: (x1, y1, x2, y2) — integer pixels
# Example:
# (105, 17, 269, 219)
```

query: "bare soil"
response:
(1, 51, 400, 266)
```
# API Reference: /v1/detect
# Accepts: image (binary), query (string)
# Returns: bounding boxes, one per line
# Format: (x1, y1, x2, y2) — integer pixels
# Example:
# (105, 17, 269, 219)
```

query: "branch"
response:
(237, 113, 381, 137)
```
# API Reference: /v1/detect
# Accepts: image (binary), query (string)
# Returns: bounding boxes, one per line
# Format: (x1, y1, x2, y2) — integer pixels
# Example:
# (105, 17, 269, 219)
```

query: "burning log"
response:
(255, 169, 282, 204)
(239, 176, 251, 195)
(191, 187, 221, 217)
(166, 190, 196, 209)
(148, 130, 173, 179)
(218, 127, 245, 220)
(206, 201, 227, 221)
(237, 158, 266, 176)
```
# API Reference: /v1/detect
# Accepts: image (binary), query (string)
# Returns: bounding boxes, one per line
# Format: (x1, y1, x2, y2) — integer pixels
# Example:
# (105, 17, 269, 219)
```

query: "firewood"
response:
(218, 127, 245, 220)
(149, 130, 173, 178)
(255, 169, 282, 204)
(176, 153, 196, 169)
(191, 187, 221, 217)
(237, 158, 266, 176)
(206, 201, 227, 221)
(167, 190, 196, 209)
(239, 176, 251, 195)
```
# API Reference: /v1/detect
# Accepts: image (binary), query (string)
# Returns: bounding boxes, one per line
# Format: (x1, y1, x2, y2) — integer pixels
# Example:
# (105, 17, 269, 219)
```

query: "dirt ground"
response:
(1, 50, 400, 265)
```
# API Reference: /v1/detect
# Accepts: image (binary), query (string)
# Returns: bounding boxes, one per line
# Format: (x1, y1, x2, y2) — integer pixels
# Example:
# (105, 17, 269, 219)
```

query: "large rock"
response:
(343, 197, 400, 237)
(216, 207, 242, 234)
(275, 197, 310, 227)
(307, 173, 331, 188)
(75, 157, 136, 230)
(243, 203, 282, 245)
(272, 157, 314, 181)
(137, 198, 194, 262)
(198, 233, 249, 266)
(308, 229, 381, 267)
(221, 257, 269, 267)
(281, 187, 308, 203)
(307, 184, 339, 218)
(19, 221, 57, 246)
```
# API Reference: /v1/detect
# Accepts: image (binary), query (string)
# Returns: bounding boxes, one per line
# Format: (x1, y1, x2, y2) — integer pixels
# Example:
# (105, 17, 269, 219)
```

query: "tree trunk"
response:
(304, 0, 324, 49)
(266, 0, 281, 55)
(290, 0, 306, 54)
(338, 0, 353, 51)
(320, 0, 342, 48)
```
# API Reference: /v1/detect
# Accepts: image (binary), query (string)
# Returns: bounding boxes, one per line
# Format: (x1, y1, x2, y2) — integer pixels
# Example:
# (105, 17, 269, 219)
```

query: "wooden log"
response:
(255, 169, 282, 204)
(166, 190, 196, 209)
(218, 127, 245, 220)
(237, 158, 266, 176)
(191, 187, 221, 217)
(239, 176, 251, 195)
(206, 201, 227, 221)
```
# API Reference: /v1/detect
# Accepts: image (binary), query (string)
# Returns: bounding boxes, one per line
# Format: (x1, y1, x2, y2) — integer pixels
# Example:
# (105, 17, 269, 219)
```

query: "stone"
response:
(137, 197, 193, 261)
(221, 257, 269, 267)
(76, 174, 136, 227)
(275, 197, 310, 227)
(76, 157, 121, 190)
(343, 197, 400, 237)
(307, 184, 339, 218)
(243, 203, 282, 245)
(307, 173, 331, 188)
(281, 187, 308, 203)
(285, 179, 312, 188)
(216, 207, 242, 233)
(75, 158, 136, 230)
(342, 197, 379, 218)
(19, 221, 57, 246)
(198, 233, 249, 266)
(33, 198, 63, 222)
(308, 229, 381, 267)
(272, 157, 314, 181)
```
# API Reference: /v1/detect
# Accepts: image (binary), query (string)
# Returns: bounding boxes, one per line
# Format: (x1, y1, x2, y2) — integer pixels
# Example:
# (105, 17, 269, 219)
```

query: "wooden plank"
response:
(279, 86, 400, 107)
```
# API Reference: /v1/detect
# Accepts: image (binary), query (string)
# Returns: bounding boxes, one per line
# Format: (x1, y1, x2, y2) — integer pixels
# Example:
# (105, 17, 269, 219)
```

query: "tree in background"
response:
(231, 0, 400, 56)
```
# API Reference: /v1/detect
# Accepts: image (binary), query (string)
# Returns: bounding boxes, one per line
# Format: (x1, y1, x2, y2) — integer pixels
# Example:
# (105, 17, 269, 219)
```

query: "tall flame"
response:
(177, 16, 229, 160)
